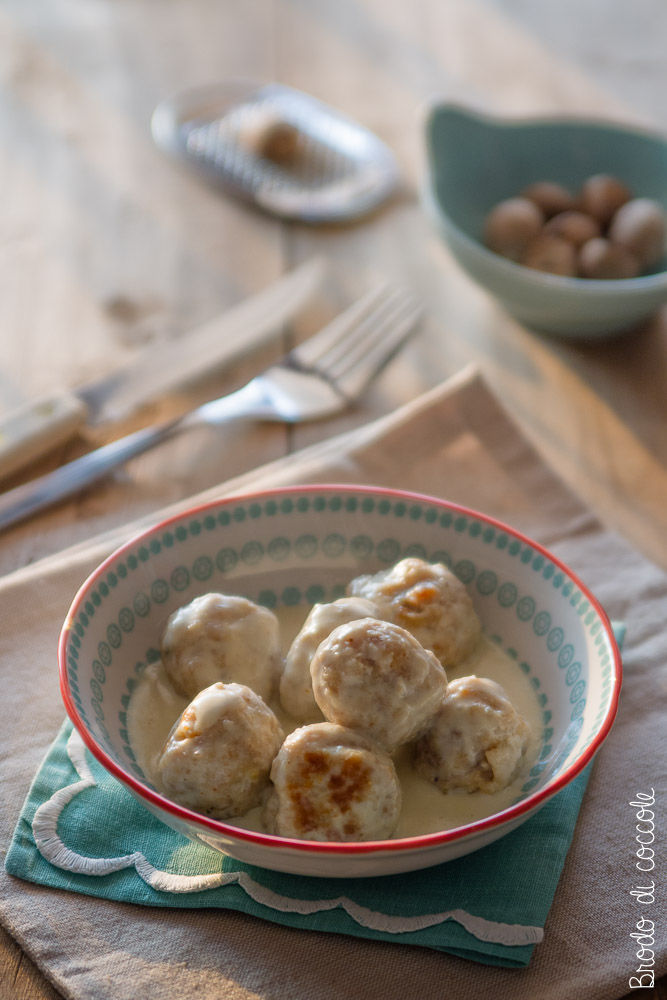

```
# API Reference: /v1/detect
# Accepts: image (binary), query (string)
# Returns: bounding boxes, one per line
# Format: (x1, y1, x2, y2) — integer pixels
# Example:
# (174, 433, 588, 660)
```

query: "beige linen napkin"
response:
(1, 367, 664, 1000)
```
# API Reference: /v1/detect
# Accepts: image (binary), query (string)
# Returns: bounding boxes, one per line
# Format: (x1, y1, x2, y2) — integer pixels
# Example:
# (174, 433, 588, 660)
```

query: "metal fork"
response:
(0, 284, 421, 532)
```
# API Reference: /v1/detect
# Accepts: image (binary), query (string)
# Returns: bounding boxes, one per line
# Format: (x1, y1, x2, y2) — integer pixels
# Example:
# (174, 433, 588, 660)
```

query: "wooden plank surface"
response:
(0, 1, 665, 997)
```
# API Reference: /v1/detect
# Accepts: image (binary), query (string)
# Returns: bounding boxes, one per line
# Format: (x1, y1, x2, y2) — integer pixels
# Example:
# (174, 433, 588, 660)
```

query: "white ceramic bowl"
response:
(59, 485, 621, 877)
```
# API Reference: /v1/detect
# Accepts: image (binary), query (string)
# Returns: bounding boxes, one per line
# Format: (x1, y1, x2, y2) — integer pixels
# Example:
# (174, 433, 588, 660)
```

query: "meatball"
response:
(280, 596, 380, 723)
(157, 682, 284, 819)
(310, 617, 447, 753)
(264, 723, 401, 841)
(347, 558, 481, 667)
(160, 592, 282, 701)
(413, 675, 530, 794)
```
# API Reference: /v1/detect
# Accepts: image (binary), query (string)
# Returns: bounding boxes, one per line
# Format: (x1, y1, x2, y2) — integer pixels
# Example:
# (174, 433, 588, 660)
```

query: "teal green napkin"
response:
(5, 625, 624, 969)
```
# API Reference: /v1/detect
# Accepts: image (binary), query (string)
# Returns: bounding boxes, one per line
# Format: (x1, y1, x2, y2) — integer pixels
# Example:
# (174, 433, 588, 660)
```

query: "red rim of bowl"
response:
(58, 484, 623, 857)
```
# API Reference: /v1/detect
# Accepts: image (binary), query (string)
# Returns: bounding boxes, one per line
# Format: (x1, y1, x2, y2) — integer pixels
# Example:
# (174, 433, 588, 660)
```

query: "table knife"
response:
(0, 257, 326, 479)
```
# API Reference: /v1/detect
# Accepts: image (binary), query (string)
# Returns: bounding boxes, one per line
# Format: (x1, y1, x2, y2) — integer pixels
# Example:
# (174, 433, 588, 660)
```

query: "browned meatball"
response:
(310, 617, 447, 752)
(264, 723, 401, 841)
(413, 675, 530, 794)
(347, 558, 481, 667)
(157, 682, 284, 819)
(160, 593, 282, 701)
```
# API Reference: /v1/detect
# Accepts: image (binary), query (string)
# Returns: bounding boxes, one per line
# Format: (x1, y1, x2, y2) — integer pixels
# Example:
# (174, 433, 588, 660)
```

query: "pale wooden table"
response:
(0, 1, 665, 997)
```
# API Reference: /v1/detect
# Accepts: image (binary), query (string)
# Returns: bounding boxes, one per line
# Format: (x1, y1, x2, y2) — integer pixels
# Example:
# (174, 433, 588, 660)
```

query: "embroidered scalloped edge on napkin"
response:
(31, 727, 543, 947)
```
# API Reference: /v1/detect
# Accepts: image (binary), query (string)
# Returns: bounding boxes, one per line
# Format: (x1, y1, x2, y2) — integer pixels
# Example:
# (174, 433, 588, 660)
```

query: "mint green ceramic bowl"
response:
(424, 104, 667, 338)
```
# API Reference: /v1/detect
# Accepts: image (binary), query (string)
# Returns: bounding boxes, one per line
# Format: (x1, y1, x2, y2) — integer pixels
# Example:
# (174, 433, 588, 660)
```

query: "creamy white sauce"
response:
(127, 604, 541, 838)
(190, 684, 243, 733)
(128, 662, 188, 783)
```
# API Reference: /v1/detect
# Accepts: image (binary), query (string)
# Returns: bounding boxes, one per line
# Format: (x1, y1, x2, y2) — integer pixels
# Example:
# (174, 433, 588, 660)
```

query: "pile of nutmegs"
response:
(483, 175, 666, 279)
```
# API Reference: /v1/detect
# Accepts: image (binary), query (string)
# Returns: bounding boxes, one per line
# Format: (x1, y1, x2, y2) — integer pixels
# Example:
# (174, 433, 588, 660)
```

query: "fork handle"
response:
(0, 419, 183, 533)
(0, 379, 273, 533)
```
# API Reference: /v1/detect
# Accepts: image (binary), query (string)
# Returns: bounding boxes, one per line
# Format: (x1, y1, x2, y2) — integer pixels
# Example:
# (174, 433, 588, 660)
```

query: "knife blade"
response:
(0, 257, 327, 480)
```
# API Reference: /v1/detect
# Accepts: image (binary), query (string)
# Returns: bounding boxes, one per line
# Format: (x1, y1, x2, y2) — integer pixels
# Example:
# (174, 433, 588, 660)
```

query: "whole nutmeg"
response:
(544, 210, 601, 248)
(521, 234, 578, 276)
(608, 198, 666, 271)
(579, 174, 632, 226)
(578, 237, 641, 280)
(484, 197, 544, 261)
(236, 106, 301, 163)
(521, 181, 575, 218)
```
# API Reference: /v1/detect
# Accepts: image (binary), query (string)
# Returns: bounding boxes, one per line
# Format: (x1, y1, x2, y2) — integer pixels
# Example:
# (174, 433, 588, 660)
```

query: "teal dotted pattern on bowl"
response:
(64, 489, 617, 817)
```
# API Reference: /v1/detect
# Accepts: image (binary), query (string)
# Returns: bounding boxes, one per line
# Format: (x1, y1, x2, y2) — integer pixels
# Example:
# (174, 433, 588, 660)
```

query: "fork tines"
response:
(290, 283, 421, 395)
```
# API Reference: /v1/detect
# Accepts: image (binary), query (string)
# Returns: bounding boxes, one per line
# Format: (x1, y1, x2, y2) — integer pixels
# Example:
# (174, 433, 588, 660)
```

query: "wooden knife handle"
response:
(0, 391, 89, 480)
